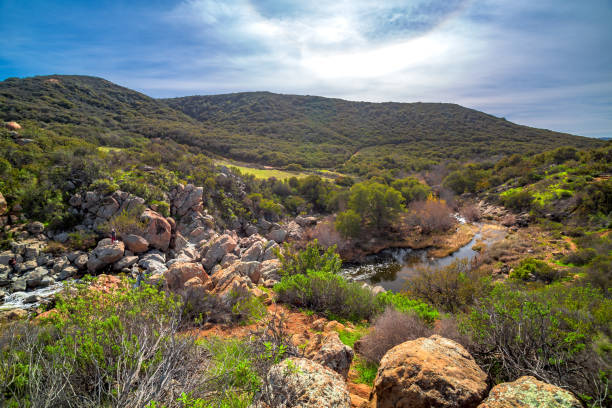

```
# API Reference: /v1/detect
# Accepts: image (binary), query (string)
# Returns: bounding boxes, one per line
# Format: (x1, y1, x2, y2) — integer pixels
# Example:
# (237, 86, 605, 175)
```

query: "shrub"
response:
(359, 308, 432, 364)
(510, 257, 564, 283)
(500, 188, 533, 211)
(0, 278, 210, 408)
(274, 270, 380, 322)
(404, 259, 492, 313)
(67, 230, 97, 250)
(276, 239, 342, 276)
(564, 247, 597, 266)
(99, 204, 147, 237)
(334, 209, 362, 238)
(347, 181, 404, 231)
(407, 197, 455, 234)
(463, 284, 612, 406)
(376, 291, 439, 323)
(460, 203, 481, 222)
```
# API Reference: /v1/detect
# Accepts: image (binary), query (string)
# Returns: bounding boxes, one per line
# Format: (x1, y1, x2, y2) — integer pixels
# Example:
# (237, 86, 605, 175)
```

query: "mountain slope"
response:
(0, 75, 603, 174)
(164, 92, 603, 173)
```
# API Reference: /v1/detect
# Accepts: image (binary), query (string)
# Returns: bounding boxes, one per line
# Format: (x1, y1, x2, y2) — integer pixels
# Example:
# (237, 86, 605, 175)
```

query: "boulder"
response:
(138, 251, 167, 275)
(12, 278, 26, 291)
(477, 376, 582, 408)
(262, 241, 280, 261)
(310, 331, 354, 379)
(141, 210, 172, 251)
(175, 185, 204, 216)
(87, 239, 125, 273)
(259, 259, 282, 282)
(202, 233, 238, 270)
(295, 215, 317, 227)
(25, 267, 49, 288)
(58, 266, 78, 280)
(267, 228, 287, 243)
(69, 193, 82, 207)
(5, 121, 21, 131)
(27, 221, 45, 234)
(285, 221, 304, 241)
(370, 335, 488, 408)
(164, 262, 211, 291)
(74, 254, 89, 270)
(97, 197, 120, 219)
(113, 256, 139, 271)
(0, 192, 7, 216)
(257, 358, 351, 408)
(123, 234, 149, 253)
(241, 241, 263, 262)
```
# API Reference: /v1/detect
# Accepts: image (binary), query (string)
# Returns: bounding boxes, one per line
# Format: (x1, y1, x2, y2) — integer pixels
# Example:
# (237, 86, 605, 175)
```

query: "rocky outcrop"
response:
(123, 234, 149, 253)
(87, 239, 125, 273)
(285, 221, 304, 241)
(477, 376, 582, 408)
(307, 331, 354, 379)
(202, 233, 238, 270)
(164, 261, 212, 291)
(370, 335, 488, 408)
(169, 184, 204, 217)
(267, 228, 287, 243)
(0, 192, 7, 216)
(257, 357, 351, 408)
(141, 209, 172, 251)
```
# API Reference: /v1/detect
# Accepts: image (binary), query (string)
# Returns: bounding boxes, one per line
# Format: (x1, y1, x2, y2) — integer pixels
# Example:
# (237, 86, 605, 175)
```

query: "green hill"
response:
(0, 75, 603, 175)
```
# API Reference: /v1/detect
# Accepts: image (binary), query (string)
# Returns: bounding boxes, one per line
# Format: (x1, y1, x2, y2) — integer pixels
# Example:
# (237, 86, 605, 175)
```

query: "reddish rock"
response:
(5, 121, 21, 131)
(164, 262, 211, 291)
(370, 335, 488, 408)
(142, 209, 171, 251)
(123, 234, 149, 253)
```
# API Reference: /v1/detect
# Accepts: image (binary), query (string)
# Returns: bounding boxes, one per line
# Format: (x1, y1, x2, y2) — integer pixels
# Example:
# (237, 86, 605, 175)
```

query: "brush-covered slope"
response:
(164, 92, 603, 173)
(0, 75, 603, 174)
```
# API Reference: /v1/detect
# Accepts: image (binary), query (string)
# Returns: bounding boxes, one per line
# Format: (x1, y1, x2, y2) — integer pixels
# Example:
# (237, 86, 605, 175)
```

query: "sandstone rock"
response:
(27, 221, 45, 234)
(311, 332, 354, 378)
(257, 357, 351, 408)
(220, 253, 239, 268)
(175, 185, 203, 216)
(74, 254, 88, 270)
(123, 234, 149, 253)
(477, 376, 582, 408)
(202, 233, 238, 270)
(25, 267, 49, 288)
(295, 215, 317, 227)
(113, 256, 139, 271)
(0, 192, 7, 216)
(370, 335, 488, 408)
(141, 209, 172, 251)
(241, 241, 263, 262)
(58, 265, 78, 280)
(164, 262, 211, 291)
(267, 228, 287, 243)
(285, 221, 304, 241)
(259, 259, 281, 282)
(262, 241, 280, 261)
(87, 239, 125, 273)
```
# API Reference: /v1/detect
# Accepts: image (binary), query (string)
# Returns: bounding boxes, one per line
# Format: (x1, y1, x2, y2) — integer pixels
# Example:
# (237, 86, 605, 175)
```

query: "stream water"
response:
(340, 224, 505, 292)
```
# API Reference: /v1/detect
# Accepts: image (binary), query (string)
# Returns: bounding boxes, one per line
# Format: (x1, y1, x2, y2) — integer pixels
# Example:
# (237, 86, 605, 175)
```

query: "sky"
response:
(1, 0, 611, 138)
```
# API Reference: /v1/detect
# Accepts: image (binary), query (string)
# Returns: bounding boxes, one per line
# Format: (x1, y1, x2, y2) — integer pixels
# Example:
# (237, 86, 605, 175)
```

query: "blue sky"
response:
(1, 0, 611, 138)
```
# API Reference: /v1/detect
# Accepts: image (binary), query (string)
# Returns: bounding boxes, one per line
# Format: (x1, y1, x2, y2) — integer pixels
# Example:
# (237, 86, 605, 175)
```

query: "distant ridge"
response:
(0, 75, 604, 173)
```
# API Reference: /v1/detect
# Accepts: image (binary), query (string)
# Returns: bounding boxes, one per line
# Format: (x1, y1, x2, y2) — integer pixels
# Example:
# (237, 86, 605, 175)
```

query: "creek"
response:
(340, 223, 505, 292)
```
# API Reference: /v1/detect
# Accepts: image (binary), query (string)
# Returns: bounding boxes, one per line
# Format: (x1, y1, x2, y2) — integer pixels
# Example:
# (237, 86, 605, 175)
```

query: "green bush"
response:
(510, 257, 564, 283)
(463, 283, 611, 406)
(274, 269, 380, 322)
(376, 291, 439, 324)
(500, 188, 533, 211)
(334, 209, 362, 238)
(99, 205, 147, 237)
(276, 239, 341, 276)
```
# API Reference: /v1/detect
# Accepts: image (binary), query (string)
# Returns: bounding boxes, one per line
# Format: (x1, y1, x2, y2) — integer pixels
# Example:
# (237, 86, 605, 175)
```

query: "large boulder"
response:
(27, 221, 45, 234)
(123, 234, 149, 253)
(309, 331, 354, 379)
(0, 192, 8, 216)
(285, 221, 304, 241)
(164, 261, 212, 291)
(241, 241, 263, 262)
(370, 335, 488, 408)
(202, 233, 237, 270)
(477, 376, 582, 408)
(259, 259, 282, 283)
(173, 184, 204, 216)
(267, 228, 287, 243)
(141, 210, 172, 251)
(87, 239, 125, 273)
(256, 357, 351, 408)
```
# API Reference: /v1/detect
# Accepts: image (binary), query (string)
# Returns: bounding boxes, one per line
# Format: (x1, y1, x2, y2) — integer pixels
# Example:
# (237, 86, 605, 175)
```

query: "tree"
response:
(346, 181, 404, 231)
(335, 209, 362, 238)
(391, 177, 430, 204)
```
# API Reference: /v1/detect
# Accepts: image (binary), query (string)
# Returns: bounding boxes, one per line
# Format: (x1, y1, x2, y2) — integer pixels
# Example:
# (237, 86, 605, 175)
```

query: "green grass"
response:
(354, 358, 378, 386)
(338, 326, 368, 348)
(98, 146, 124, 153)
(215, 159, 321, 180)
